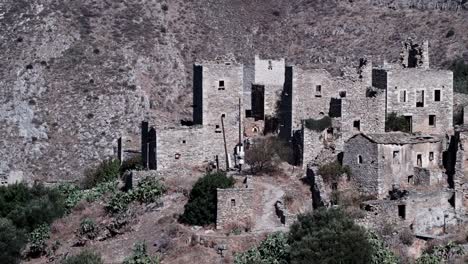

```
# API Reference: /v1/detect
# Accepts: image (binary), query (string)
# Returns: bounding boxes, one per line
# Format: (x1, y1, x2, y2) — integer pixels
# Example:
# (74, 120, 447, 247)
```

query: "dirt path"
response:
(253, 180, 286, 232)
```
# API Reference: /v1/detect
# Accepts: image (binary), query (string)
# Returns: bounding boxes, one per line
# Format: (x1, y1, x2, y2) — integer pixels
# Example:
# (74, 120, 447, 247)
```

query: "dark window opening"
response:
(231, 199, 236, 207)
(417, 154, 422, 167)
(218, 80, 225, 90)
(315, 85, 322, 97)
(405, 116, 413, 133)
(339, 91, 346, 98)
(268, 60, 273, 70)
(398, 204, 406, 219)
(416, 90, 424, 107)
(429, 115, 436, 127)
(353, 120, 361, 131)
(408, 175, 414, 184)
(175, 153, 181, 159)
(400, 90, 407, 102)
(215, 125, 221, 133)
(434, 90, 441, 101)
(429, 152, 434, 161)
(182, 140, 186, 144)
(357, 155, 363, 164)
(245, 110, 252, 118)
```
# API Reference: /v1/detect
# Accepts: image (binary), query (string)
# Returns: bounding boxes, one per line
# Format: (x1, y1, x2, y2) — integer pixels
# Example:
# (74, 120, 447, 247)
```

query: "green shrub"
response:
(367, 231, 399, 264)
(106, 192, 133, 214)
(415, 241, 464, 264)
(123, 241, 160, 264)
(59, 181, 118, 211)
(120, 155, 143, 174)
(289, 208, 372, 264)
(450, 59, 468, 94)
(0, 183, 66, 232)
(0, 218, 26, 264)
(179, 172, 235, 226)
(304, 116, 332, 132)
(28, 224, 50, 257)
(133, 177, 166, 204)
(234, 232, 289, 264)
(79, 218, 97, 239)
(386, 112, 410, 132)
(105, 177, 166, 214)
(318, 161, 351, 184)
(61, 250, 103, 264)
(83, 159, 121, 188)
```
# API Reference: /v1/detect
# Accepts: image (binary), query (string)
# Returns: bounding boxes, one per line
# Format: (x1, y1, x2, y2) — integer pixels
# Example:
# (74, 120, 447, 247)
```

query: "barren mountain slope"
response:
(0, 0, 467, 182)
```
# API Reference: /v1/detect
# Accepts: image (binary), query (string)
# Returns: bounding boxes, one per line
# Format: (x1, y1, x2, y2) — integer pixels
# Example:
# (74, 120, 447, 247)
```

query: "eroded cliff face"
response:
(0, 0, 467, 182)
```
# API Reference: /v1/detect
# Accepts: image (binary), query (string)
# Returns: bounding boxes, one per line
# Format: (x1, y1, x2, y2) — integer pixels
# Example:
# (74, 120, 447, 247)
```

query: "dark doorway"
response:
(404, 116, 413, 133)
(251, 85, 265, 121)
(398, 204, 406, 219)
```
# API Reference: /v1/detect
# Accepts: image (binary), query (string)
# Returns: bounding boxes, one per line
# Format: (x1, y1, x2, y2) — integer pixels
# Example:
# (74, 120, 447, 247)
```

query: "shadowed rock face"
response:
(0, 0, 467, 182)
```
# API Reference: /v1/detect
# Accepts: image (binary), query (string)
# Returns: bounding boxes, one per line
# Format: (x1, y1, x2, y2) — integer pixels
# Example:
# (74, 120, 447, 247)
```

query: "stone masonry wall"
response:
(216, 187, 254, 230)
(341, 93, 386, 141)
(156, 127, 208, 171)
(386, 69, 453, 134)
(254, 56, 285, 117)
(343, 134, 380, 197)
(200, 61, 244, 169)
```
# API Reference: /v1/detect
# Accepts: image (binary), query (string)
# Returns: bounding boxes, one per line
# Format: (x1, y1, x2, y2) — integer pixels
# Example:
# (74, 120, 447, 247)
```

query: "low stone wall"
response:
(216, 187, 254, 230)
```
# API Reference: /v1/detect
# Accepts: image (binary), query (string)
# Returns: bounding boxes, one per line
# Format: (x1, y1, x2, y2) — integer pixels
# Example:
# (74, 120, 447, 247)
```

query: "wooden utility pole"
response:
(221, 114, 229, 170)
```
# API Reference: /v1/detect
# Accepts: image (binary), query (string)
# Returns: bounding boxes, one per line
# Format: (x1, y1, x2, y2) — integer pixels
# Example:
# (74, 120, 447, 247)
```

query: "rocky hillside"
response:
(1, 0, 467, 182)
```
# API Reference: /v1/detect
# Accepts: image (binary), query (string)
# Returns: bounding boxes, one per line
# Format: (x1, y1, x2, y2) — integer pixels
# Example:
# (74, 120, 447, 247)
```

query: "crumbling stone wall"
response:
(384, 69, 453, 134)
(377, 140, 443, 195)
(216, 187, 254, 230)
(343, 134, 380, 197)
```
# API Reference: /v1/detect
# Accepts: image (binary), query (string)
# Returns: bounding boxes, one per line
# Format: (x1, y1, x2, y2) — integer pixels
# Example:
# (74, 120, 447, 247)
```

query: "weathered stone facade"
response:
(216, 186, 254, 230)
(373, 68, 453, 134)
(344, 133, 445, 198)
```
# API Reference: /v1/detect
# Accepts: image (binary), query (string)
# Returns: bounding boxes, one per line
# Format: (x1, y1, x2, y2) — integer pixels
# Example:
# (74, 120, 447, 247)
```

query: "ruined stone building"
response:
(343, 133, 445, 199)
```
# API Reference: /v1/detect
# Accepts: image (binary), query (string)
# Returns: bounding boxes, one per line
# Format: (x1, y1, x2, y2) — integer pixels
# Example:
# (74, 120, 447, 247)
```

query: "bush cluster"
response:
(317, 161, 351, 184)
(123, 241, 160, 264)
(62, 250, 103, 264)
(0, 218, 26, 264)
(28, 224, 50, 257)
(83, 159, 121, 189)
(235, 208, 397, 264)
(106, 177, 166, 214)
(79, 218, 98, 239)
(245, 136, 293, 174)
(179, 172, 235, 226)
(304, 116, 332, 132)
(415, 241, 464, 264)
(234, 232, 289, 264)
(385, 112, 410, 133)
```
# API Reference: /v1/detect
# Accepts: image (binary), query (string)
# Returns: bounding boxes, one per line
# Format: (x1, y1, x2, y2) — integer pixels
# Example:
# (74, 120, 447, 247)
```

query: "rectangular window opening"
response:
(215, 125, 221, 133)
(417, 154, 422, 167)
(353, 120, 361, 131)
(429, 115, 436, 127)
(429, 152, 434, 161)
(416, 90, 425, 107)
(398, 204, 406, 219)
(218, 80, 225, 90)
(339, 91, 346, 98)
(231, 199, 236, 207)
(400, 90, 407, 102)
(408, 175, 414, 184)
(434, 90, 441, 102)
(315, 85, 322, 97)
(393, 151, 400, 163)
